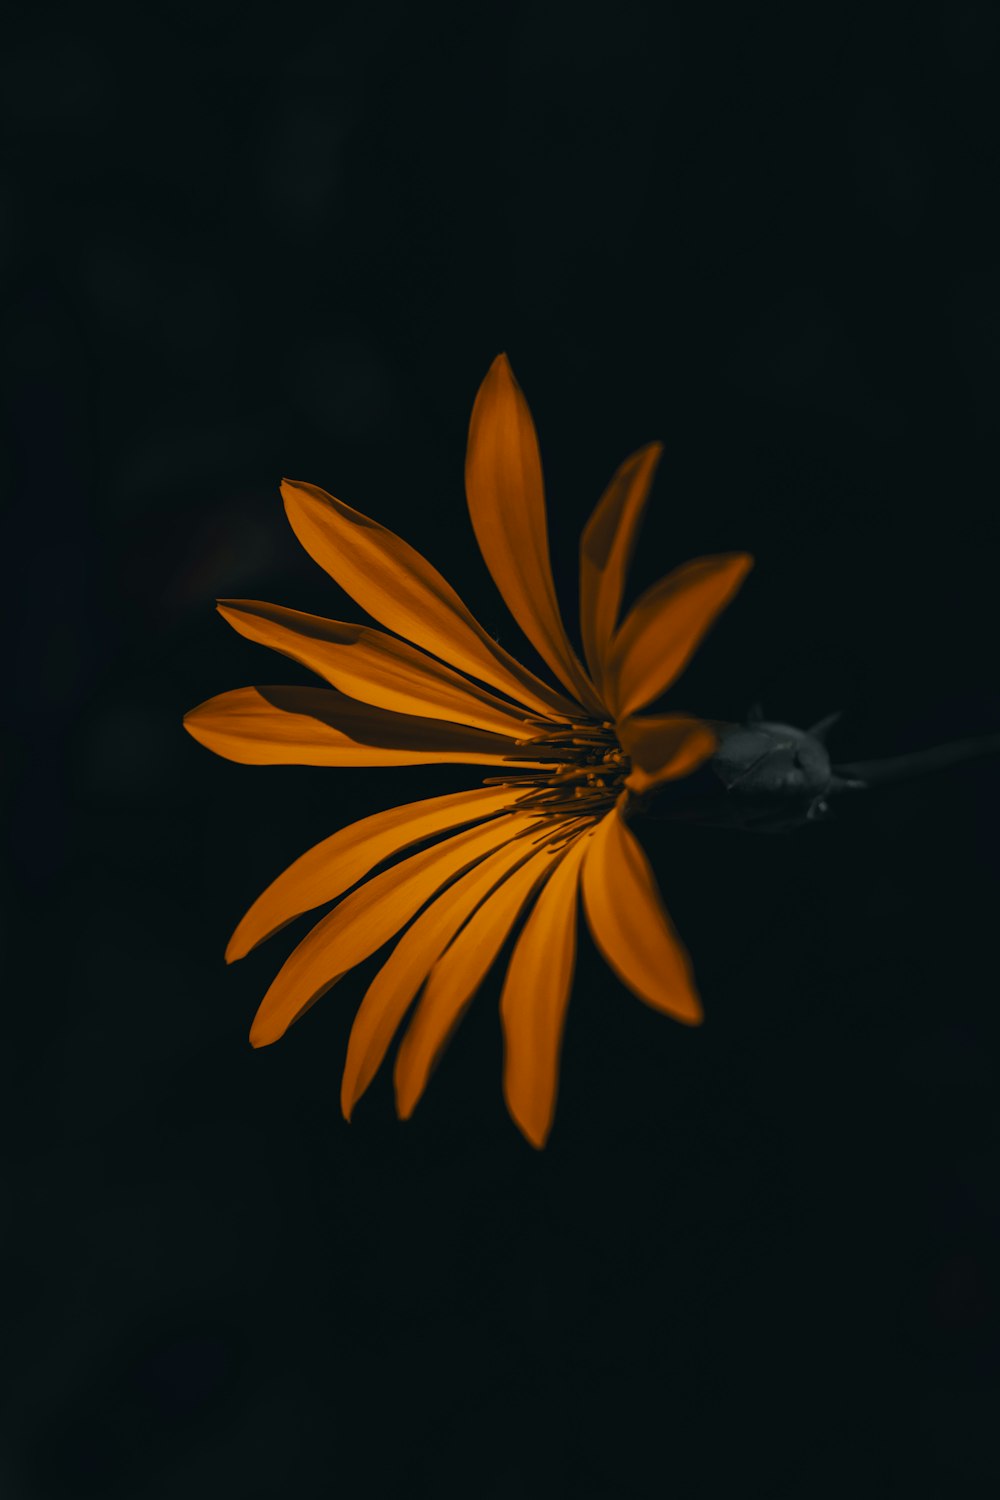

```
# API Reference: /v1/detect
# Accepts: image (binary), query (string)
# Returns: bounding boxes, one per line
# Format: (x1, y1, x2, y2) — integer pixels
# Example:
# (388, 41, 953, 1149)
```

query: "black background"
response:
(6, 4, 1000, 1496)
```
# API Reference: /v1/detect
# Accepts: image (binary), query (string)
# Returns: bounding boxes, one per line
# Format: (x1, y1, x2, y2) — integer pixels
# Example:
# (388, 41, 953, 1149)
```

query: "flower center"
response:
(483, 717, 630, 842)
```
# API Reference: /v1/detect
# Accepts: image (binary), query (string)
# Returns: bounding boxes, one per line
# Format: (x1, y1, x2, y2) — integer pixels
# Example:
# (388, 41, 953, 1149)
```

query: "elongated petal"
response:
(280, 479, 579, 720)
(605, 554, 753, 719)
(578, 443, 662, 694)
(581, 801, 702, 1024)
(500, 831, 590, 1149)
(394, 841, 564, 1120)
(340, 823, 536, 1119)
(249, 817, 526, 1048)
(217, 600, 539, 738)
(465, 356, 605, 717)
(617, 714, 718, 795)
(183, 686, 548, 768)
(227, 786, 517, 963)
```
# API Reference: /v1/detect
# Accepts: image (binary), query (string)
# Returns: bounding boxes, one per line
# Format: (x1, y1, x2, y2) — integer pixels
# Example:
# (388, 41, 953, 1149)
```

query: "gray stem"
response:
(833, 731, 1000, 790)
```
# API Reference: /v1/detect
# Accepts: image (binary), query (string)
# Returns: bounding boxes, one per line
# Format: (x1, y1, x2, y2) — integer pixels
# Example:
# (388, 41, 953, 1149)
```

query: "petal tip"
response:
(279, 477, 313, 511)
(215, 600, 241, 627)
(484, 351, 518, 392)
(249, 1006, 284, 1048)
(517, 1118, 549, 1150)
(224, 935, 247, 965)
(394, 1077, 417, 1121)
(505, 1090, 552, 1150)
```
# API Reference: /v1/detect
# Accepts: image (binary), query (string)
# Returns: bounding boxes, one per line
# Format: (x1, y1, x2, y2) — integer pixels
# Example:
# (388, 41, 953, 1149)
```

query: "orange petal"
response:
(394, 841, 564, 1120)
(280, 479, 579, 721)
(605, 554, 753, 719)
(500, 832, 591, 1149)
(217, 600, 540, 738)
(182, 686, 549, 768)
(465, 356, 605, 718)
(617, 714, 718, 796)
(340, 821, 536, 1119)
(227, 786, 517, 963)
(581, 802, 702, 1024)
(578, 443, 662, 695)
(249, 816, 527, 1048)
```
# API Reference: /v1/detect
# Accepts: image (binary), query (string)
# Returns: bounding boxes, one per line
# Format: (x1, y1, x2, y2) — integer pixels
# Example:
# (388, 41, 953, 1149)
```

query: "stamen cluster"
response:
(482, 718, 630, 845)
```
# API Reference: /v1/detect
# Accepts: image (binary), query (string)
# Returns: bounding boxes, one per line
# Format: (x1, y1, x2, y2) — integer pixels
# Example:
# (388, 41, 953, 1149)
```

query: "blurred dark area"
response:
(4, 3, 1000, 1495)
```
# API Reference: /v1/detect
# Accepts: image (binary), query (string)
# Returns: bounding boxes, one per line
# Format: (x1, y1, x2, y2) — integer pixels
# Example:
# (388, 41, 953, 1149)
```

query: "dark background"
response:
(5, 4, 1000, 1496)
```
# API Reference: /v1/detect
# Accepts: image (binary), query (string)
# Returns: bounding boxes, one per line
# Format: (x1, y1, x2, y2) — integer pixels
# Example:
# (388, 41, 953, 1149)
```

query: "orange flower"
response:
(184, 356, 752, 1147)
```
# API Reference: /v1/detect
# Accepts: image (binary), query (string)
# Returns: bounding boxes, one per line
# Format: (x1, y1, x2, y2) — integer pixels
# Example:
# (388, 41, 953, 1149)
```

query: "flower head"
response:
(184, 356, 752, 1146)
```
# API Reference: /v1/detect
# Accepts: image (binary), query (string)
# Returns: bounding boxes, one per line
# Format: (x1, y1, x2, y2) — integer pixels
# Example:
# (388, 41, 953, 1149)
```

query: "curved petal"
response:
(581, 800, 702, 1024)
(465, 356, 605, 718)
(217, 600, 540, 738)
(500, 831, 590, 1149)
(394, 840, 565, 1120)
(617, 714, 718, 796)
(578, 442, 662, 694)
(249, 816, 528, 1048)
(605, 553, 753, 719)
(340, 823, 536, 1119)
(227, 786, 517, 963)
(280, 479, 579, 720)
(183, 686, 550, 769)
